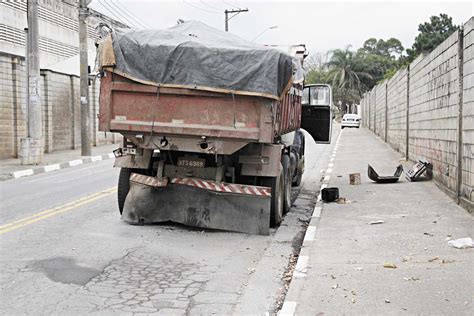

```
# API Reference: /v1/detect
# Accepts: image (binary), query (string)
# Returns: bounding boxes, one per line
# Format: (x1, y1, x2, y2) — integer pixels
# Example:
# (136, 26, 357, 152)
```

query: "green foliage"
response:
(303, 13, 458, 114)
(406, 13, 459, 62)
(326, 47, 372, 91)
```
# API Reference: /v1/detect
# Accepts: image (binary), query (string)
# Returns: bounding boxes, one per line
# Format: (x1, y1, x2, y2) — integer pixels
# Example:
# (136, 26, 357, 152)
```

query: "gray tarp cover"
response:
(109, 21, 295, 99)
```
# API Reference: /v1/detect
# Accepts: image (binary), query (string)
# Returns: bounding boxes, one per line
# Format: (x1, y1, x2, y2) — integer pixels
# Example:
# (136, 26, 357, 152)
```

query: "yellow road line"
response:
(0, 187, 117, 235)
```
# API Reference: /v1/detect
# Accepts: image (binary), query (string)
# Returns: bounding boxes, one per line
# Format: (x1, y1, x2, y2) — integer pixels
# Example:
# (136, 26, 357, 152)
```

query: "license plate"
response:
(177, 157, 205, 168)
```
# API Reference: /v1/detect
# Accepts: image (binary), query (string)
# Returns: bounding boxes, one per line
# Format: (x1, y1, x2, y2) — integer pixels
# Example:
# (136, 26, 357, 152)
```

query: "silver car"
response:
(341, 114, 361, 129)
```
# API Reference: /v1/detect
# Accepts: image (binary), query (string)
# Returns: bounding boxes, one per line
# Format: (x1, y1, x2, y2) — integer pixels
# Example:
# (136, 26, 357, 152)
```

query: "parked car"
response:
(341, 114, 361, 128)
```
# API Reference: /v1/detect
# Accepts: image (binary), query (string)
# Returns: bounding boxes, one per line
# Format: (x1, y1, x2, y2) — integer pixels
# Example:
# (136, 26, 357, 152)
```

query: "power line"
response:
(199, 0, 222, 11)
(183, 0, 219, 14)
(103, 0, 140, 28)
(116, 0, 152, 29)
(98, 0, 137, 28)
(96, 0, 131, 27)
(113, 0, 151, 29)
(108, 0, 144, 28)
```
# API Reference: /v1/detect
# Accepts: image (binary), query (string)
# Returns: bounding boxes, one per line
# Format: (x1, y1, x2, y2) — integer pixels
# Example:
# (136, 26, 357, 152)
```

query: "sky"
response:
(89, 0, 473, 57)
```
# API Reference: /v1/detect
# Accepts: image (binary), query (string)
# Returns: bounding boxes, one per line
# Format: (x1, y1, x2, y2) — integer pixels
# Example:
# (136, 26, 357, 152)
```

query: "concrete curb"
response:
(8, 153, 115, 180)
(279, 131, 343, 316)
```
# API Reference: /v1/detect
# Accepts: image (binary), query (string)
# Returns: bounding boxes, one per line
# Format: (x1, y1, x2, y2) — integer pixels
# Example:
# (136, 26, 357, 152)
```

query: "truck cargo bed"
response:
(99, 71, 301, 147)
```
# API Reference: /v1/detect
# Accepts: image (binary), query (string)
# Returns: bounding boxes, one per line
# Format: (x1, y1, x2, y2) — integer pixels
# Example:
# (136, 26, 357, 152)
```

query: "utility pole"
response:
(79, 0, 91, 156)
(224, 8, 248, 32)
(21, 0, 43, 164)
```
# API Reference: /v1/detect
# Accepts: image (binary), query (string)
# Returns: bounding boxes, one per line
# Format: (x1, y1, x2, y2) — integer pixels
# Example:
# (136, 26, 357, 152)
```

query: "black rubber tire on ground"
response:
(281, 155, 292, 214)
(265, 163, 284, 227)
(117, 168, 133, 215)
(292, 168, 303, 187)
(292, 130, 305, 187)
(341, 126, 345, 129)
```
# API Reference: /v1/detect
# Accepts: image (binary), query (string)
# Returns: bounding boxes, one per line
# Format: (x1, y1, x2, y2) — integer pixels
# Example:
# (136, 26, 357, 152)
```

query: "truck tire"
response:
(282, 155, 292, 214)
(292, 130, 304, 187)
(292, 168, 303, 187)
(117, 168, 132, 215)
(265, 164, 284, 227)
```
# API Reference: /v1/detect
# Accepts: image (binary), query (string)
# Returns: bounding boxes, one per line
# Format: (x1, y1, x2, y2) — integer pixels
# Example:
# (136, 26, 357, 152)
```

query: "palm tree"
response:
(325, 46, 372, 114)
(326, 46, 372, 92)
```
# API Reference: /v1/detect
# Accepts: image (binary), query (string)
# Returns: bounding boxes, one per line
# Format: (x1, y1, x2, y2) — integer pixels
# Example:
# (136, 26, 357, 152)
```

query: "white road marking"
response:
(44, 164, 60, 172)
(330, 157, 335, 162)
(321, 184, 327, 190)
(324, 175, 330, 181)
(313, 206, 322, 218)
(91, 155, 102, 162)
(294, 255, 309, 278)
(12, 169, 34, 178)
(317, 193, 322, 201)
(279, 301, 297, 316)
(69, 159, 83, 167)
(326, 168, 333, 174)
(328, 163, 334, 167)
(304, 226, 317, 242)
(108, 153, 115, 159)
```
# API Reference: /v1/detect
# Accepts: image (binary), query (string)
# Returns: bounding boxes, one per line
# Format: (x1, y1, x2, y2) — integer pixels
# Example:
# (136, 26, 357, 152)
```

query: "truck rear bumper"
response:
(123, 174, 271, 235)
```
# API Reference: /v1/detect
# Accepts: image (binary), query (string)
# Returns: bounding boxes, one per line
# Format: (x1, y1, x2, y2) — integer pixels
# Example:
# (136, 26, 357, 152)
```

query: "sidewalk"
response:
(0, 143, 118, 181)
(282, 128, 473, 315)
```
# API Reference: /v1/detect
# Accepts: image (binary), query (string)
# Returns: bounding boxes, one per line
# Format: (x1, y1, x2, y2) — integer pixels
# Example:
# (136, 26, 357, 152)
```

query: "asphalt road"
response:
(0, 128, 338, 315)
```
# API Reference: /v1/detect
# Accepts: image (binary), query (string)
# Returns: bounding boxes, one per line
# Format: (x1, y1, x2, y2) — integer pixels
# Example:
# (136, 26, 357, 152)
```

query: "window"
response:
(302, 85, 330, 106)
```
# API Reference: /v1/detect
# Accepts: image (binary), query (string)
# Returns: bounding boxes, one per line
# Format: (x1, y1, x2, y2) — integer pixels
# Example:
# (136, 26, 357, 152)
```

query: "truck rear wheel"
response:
(282, 155, 292, 214)
(118, 168, 133, 215)
(268, 164, 284, 227)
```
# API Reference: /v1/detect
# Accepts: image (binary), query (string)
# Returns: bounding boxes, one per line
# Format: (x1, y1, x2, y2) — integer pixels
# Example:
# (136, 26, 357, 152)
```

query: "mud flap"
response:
(122, 182, 271, 235)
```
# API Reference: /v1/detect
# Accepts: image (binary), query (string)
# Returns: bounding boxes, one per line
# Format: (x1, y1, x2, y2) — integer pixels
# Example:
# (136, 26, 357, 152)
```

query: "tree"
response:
(406, 13, 459, 61)
(323, 47, 372, 113)
(356, 37, 404, 85)
(360, 37, 403, 58)
(326, 46, 372, 91)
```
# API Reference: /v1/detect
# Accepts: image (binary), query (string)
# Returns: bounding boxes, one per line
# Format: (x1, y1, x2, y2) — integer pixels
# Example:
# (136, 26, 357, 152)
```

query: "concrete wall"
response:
(361, 17, 473, 212)
(0, 52, 117, 159)
(0, 54, 27, 158)
(374, 83, 387, 140)
(386, 68, 408, 155)
(409, 30, 460, 192)
(462, 18, 474, 207)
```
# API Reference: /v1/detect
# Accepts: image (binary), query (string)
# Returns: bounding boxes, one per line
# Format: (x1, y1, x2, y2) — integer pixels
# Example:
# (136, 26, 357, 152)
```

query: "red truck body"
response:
(99, 71, 301, 153)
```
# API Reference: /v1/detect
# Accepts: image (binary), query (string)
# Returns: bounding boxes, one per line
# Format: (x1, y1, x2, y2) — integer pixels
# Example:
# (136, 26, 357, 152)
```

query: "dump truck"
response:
(96, 21, 332, 235)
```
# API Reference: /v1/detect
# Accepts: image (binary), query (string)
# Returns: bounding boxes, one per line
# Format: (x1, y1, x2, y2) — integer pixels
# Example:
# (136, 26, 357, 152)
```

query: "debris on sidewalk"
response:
(405, 159, 431, 182)
(368, 220, 385, 225)
(403, 276, 420, 281)
(368, 164, 403, 183)
(385, 299, 391, 303)
(322, 187, 339, 202)
(428, 257, 439, 262)
(383, 262, 398, 269)
(349, 173, 361, 185)
(447, 237, 474, 249)
(336, 197, 347, 204)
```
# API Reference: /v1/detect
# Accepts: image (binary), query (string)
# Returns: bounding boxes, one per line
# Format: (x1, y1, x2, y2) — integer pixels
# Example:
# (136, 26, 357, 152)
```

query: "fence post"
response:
(456, 27, 464, 202)
(374, 89, 377, 133)
(385, 82, 388, 142)
(405, 65, 410, 160)
(69, 76, 75, 149)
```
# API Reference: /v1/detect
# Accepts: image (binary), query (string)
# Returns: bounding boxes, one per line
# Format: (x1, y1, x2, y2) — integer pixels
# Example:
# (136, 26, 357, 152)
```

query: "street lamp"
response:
(252, 26, 278, 42)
